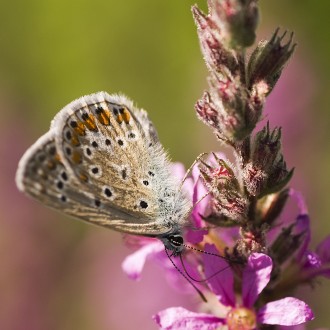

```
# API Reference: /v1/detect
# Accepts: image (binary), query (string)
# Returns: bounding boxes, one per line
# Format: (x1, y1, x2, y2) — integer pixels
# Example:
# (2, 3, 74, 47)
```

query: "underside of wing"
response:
(51, 92, 174, 224)
(15, 129, 170, 236)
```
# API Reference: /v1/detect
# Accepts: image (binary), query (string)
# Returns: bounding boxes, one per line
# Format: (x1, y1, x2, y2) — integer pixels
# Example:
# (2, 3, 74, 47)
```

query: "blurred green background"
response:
(1, 0, 330, 329)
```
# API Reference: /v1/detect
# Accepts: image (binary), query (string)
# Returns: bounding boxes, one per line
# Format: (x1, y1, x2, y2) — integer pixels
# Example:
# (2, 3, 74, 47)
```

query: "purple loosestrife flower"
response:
(278, 190, 330, 284)
(154, 249, 314, 329)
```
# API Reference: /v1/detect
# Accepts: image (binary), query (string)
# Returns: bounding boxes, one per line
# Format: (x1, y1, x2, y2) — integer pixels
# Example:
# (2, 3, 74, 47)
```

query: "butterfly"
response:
(16, 92, 191, 253)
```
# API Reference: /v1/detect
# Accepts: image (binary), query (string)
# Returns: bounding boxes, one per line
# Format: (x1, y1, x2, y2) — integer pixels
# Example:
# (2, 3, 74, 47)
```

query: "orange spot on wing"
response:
(98, 110, 111, 125)
(73, 122, 86, 136)
(71, 151, 82, 164)
(84, 115, 98, 132)
(122, 108, 131, 124)
(54, 153, 62, 162)
(78, 171, 89, 182)
(71, 134, 80, 146)
(116, 114, 123, 124)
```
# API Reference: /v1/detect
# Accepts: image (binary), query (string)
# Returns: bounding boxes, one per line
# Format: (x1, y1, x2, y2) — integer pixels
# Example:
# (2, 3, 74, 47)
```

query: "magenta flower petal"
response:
(289, 189, 309, 215)
(316, 235, 330, 263)
(170, 162, 186, 181)
(161, 255, 203, 294)
(153, 307, 224, 330)
(192, 181, 207, 217)
(242, 253, 272, 307)
(203, 244, 235, 307)
(169, 162, 209, 244)
(304, 251, 322, 268)
(288, 190, 311, 261)
(192, 175, 209, 222)
(170, 162, 195, 205)
(295, 214, 311, 262)
(257, 297, 314, 326)
(186, 225, 207, 244)
(122, 241, 164, 280)
(187, 177, 209, 243)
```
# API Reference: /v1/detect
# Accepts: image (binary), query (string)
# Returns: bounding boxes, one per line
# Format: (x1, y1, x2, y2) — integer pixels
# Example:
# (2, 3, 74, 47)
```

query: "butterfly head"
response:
(160, 232, 184, 255)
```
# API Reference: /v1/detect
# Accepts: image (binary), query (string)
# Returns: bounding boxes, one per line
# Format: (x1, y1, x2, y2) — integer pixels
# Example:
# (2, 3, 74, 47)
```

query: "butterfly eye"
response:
(169, 235, 184, 247)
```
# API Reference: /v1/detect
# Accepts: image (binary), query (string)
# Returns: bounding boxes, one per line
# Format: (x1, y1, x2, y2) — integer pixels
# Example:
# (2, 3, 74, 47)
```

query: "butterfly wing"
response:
(16, 92, 180, 236)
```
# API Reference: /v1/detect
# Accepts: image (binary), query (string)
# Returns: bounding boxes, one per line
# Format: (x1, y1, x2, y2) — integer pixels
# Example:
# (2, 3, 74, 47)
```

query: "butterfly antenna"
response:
(179, 244, 232, 283)
(178, 153, 207, 192)
(179, 252, 231, 283)
(188, 191, 210, 214)
(182, 243, 227, 259)
(165, 248, 207, 303)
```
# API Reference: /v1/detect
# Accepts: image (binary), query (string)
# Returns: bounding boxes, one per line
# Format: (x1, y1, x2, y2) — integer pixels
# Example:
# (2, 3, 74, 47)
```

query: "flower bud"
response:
(199, 153, 248, 222)
(243, 123, 293, 196)
(211, 0, 259, 48)
(195, 89, 247, 142)
(253, 122, 281, 169)
(266, 156, 294, 196)
(196, 68, 260, 142)
(270, 224, 305, 266)
(192, 5, 239, 73)
(248, 28, 296, 93)
(195, 91, 220, 131)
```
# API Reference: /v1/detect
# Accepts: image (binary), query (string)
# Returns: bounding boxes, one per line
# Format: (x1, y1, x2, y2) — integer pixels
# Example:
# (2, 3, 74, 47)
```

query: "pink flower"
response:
(153, 307, 224, 330)
(289, 190, 330, 280)
(154, 249, 314, 329)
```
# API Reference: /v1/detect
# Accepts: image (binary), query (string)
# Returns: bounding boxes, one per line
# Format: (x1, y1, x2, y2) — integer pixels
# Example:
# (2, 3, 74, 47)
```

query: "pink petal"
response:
(295, 214, 311, 262)
(170, 162, 186, 181)
(186, 227, 208, 245)
(170, 162, 209, 244)
(216, 227, 240, 247)
(191, 161, 201, 182)
(304, 251, 321, 268)
(161, 254, 203, 294)
(192, 175, 208, 217)
(122, 241, 164, 280)
(187, 177, 209, 244)
(242, 253, 272, 307)
(316, 235, 330, 263)
(153, 307, 224, 330)
(123, 234, 157, 249)
(289, 189, 308, 215)
(203, 244, 235, 307)
(257, 297, 314, 326)
(187, 152, 226, 244)
(170, 162, 198, 202)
